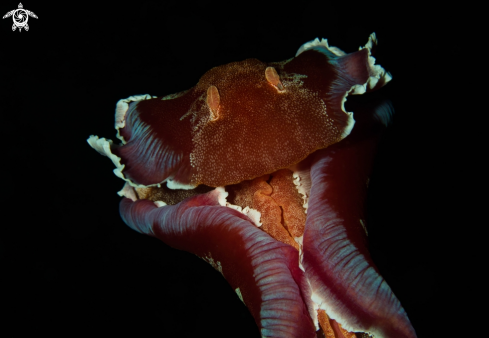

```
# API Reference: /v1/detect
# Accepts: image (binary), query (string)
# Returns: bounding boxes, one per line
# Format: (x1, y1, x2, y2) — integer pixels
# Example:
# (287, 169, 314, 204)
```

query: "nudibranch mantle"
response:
(88, 33, 390, 191)
(88, 33, 417, 338)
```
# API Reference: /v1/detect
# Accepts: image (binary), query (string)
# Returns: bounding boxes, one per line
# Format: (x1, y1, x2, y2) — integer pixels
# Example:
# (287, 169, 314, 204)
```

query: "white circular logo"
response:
(13, 9, 28, 27)
(2, 3, 38, 32)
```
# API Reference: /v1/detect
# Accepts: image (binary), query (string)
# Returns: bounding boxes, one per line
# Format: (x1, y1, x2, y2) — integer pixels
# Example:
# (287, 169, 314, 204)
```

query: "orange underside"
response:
(226, 169, 306, 250)
(318, 309, 359, 338)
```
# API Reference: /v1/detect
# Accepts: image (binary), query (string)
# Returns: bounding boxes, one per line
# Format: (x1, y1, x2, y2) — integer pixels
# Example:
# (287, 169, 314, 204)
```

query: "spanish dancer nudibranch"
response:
(88, 33, 417, 338)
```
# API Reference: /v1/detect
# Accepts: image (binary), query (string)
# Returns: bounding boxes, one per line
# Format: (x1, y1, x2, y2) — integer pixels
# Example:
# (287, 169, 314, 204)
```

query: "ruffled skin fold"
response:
(119, 192, 317, 338)
(302, 102, 417, 338)
(111, 97, 195, 188)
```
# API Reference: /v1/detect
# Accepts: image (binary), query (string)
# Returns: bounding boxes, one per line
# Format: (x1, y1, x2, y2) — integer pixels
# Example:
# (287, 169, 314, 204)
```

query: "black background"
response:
(2, 1, 439, 337)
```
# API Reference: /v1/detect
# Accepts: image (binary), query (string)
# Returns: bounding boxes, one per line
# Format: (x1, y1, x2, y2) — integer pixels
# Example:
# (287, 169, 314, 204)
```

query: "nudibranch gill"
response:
(88, 33, 417, 338)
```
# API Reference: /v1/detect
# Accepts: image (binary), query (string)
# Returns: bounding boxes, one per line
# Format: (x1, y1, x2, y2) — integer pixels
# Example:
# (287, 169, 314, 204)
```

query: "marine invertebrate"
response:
(88, 33, 416, 337)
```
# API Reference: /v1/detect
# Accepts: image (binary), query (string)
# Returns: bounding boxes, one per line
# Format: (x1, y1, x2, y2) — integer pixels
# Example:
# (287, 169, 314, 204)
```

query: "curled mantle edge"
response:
(119, 191, 318, 338)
